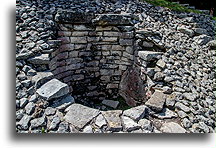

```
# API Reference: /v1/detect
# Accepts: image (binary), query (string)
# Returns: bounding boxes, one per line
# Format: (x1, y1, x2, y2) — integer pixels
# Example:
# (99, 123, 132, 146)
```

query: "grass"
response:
(141, 0, 203, 14)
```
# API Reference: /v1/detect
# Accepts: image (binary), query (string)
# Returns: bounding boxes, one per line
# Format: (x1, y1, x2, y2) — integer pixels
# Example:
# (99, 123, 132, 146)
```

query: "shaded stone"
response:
(93, 14, 133, 26)
(123, 105, 148, 121)
(20, 98, 29, 108)
(177, 26, 194, 37)
(183, 93, 197, 101)
(145, 90, 166, 112)
(48, 115, 61, 130)
(160, 122, 186, 133)
(32, 72, 54, 89)
(102, 110, 122, 132)
(156, 59, 166, 69)
(36, 79, 69, 101)
(119, 66, 147, 106)
(153, 108, 177, 119)
(45, 107, 56, 116)
(122, 116, 141, 132)
(102, 99, 119, 109)
(64, 104, 100, 129)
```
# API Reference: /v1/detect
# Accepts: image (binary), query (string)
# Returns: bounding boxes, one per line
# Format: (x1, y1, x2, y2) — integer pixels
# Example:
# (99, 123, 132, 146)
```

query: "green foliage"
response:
(141, 0, 203, 14)
(41, 127, 46, 133)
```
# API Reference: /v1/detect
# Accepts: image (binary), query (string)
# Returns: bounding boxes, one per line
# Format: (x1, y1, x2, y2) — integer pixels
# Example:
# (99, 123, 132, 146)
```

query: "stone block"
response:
(36, 78, 69, 101)
(70, 37, 87, 43)
(119, 39, 133, 45)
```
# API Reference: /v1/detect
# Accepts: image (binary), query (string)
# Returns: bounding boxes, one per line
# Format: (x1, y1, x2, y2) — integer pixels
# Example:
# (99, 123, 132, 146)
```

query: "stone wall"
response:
(50, 11, 136, 102)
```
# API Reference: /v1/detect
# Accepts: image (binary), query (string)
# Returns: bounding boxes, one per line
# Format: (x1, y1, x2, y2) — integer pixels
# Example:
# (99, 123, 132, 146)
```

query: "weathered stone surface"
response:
(183, 93, 197, 101)
(17, 114, 31, 130)
(138, 51, 162, 61)
(83, 125, 93, 133)
(122, 116, 141, 132)
(30, 116, 47, 129)
(28, 54, 50, 65)
(160, 122, 186, 133)
(45, 107, 56, 116)
(20, 98, 29, 108)
(36, 79, 69, 101)
(25, 102, 35, 115)
(55, 10, 95, 24)
(102, 99, 119, 109)
(123, 105, 148, 121)
(153, 108, 177, 119)
(177, 26, 194, 37)
(119, 66, 147, 106)
(48, 115, 61, 130)
(138, 119, 153, 131)
(102, 110, 122, 131)
(64, 104, 100, 129)
(145, 90, 166, 112)
(93, 14, 133, 26)
(175, 102, 191, 113)
(95, 114, 107, 128)
(156, 59, 166, 69)
(32, 72, 54, 89)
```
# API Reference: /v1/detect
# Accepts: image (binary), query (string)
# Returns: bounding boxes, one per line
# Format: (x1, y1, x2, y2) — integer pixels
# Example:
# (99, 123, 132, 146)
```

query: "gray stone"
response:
(160, 122, 186, 133)
(17, 114, 31, 130)
(21, 80, 31, 88)
(27, 69, 37, 76)
(142, 41, 154, 48)
(138, 119, 153, 131)
(177, 26, 194, 37)
(193, 28, 207, 35)
(208, 40, 216, 49)
(122, 116, 141, 132)
(123, 105, 147, 121)
(102, 110, 122, 132)
(83, 125, 93, 133)
(156, 59, 166, 69)
(36, 79, 69, 101)
(32, 72, 54, 89)
(183, 93, 197, 101)
(64, 104, 100, 129)
(95, 114, 107, 128)
(145, 90, 166, 112)
(30, 116, 47, 129)
(20, 98, 29, 108)
(16, 109, 24, 121)
(138, 51, 162, 61)
(28, 54, 50, 65)
(29, 94, 38, 103)
(57, 122, 70, 133)
(48, 115, 61, 130)
(153, 72, 164, 81)
(16, 51, 35, 60)
(182, 118, 192, 128)
(51, 95, 74, 108)
(175, 102, 191, 113)
(25, 102, 35, 115)
(45, 107, 56, 116)
(102, 100, 119, 109)
(177, 110, 188, 118)
(154, 108, 177, 119)
(119, 66, 147, 106)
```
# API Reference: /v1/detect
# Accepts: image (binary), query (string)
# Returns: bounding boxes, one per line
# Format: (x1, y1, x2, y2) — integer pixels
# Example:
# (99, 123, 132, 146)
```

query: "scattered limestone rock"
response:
(160, 122, 186, 133)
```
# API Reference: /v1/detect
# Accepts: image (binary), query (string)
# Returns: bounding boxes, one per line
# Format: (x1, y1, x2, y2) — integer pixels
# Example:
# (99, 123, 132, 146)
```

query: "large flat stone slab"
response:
(102, 110, 122, 132)
(123, 105, 148, 121)
(160, 122, 186, 133)
(145, 90, 166, 112)
(28, 54, 50, 65)
(36, 78, 69, 101)
(122, 116, 141, 132)
(64, 104, 100, 129)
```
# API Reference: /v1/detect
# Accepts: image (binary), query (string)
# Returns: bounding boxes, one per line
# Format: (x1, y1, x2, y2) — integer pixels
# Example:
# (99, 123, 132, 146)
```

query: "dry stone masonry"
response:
(16, 0, 215, 133)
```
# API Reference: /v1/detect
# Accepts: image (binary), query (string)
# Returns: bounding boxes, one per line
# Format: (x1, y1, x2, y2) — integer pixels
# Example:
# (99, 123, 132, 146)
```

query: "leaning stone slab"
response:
(119, 66, 147, 107)
(145, 90, 166, 112)
(36, 78, 69, 101)
(64, 104, 100, 129)
(102, 110, 122, 132)
(123, 105, 148, 121)
(138, 51, 162, 61)
(160, 122, 186, 133)
(32, 72, 54, 89)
